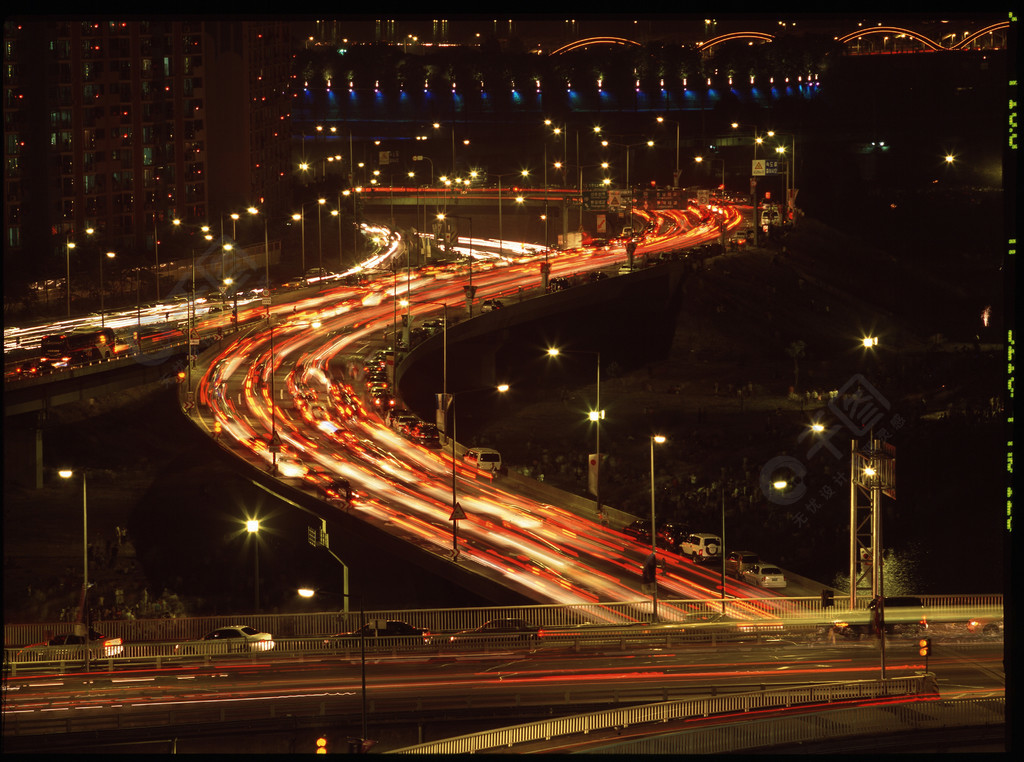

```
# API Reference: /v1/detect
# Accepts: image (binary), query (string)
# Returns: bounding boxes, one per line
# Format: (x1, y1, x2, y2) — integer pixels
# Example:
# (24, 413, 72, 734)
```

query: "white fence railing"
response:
(385, 676, 945, 754)
(3, 595, 1003, 651)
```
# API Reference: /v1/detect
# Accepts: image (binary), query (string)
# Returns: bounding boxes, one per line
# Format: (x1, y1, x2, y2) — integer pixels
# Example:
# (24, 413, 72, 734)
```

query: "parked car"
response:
(679, 533, 722, 562)
(725, 550, 761, 578)
(176, 625, 274, 654)
(481, 299, 503, 312)
(622, 519, 650, 544)
(15, 628, 124, 661)
(463, 447, 502, 473)
(325, 619, 432, 648)
(449, 618, 540, 645)
(741, 564, 787, 588)
(658, 523, 690, 552)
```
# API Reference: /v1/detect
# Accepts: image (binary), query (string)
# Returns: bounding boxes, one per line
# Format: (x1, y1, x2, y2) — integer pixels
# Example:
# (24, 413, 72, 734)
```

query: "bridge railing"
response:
(385, 675, 942, 754)
(4, 594, 1003, 648)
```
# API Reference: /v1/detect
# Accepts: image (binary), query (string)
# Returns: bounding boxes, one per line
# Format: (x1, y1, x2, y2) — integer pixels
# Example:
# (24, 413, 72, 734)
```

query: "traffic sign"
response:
(752, 159, 779, 176)
(449, 502, 467, 521)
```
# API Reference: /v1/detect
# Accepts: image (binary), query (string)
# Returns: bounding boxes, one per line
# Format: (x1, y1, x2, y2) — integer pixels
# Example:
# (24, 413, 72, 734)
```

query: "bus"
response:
(39, 327, 117, 368)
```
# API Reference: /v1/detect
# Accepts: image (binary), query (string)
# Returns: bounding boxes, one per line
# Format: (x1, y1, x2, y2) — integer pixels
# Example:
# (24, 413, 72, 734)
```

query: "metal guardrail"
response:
(385, 676, 941, 754)
(3, 595, 1004, 654)
(0, 628, 821, 676)
(560, 697, 1007, 754)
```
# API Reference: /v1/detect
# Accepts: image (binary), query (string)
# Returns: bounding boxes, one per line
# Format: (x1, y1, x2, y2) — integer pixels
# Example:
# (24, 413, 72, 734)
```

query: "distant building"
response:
(3, 19, 293, 285)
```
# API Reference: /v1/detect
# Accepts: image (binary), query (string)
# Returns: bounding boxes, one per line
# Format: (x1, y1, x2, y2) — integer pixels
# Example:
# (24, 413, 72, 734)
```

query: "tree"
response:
(786, 340, 806, 393)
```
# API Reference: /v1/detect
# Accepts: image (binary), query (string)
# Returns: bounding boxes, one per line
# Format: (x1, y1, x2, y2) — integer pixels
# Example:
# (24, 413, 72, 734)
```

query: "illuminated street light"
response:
(436, 213, 475, 316)
(649, 434, 666, 621)
(58, 468, 90, 671)
(655, 116, 681, 186)
(547, 347, 604, 521)
(445, 385, 510, 561)
(99, 251, 116, 327)
(246, 518, 261, 612)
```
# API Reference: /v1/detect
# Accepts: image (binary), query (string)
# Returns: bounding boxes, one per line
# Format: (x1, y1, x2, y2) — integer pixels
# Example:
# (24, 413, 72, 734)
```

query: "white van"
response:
(463, 448, 502, 474)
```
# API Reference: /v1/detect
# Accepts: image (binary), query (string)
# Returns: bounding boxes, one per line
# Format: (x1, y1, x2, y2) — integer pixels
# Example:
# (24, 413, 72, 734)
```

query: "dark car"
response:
(481, 299, 503, 312)
(622, 519, 651, 544)
(449, 617, 540, 645)
(658, 523, 690, 552)
(407, 422, 441, 448)
(548, 277, 571, 292)
(325, 619, 432, 648)
(836, 596, 928, 639)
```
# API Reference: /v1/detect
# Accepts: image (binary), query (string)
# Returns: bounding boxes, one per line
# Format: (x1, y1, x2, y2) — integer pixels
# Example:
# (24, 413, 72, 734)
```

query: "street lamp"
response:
(694, 155, 725, 190)
(655, 116, 681, 187)
(731, 122, 765, 246)
(65, 239, 77, 318)
(58, 468, 90, 671)
(599, 139, 654, 229)
(98, 251, 116, 327)
(492, 170, 530, 257)
(546, 347, 604, 522)
(444, 384, 509, 562)
(316, 197, 327, 279)
(297, 587, 367, 742)
(436, 213, 476, 317)
(291, 210, 306, 277)
(650, 435, 666, 621)
(766, 130, 796, 221)
(246, 518, 261, 612)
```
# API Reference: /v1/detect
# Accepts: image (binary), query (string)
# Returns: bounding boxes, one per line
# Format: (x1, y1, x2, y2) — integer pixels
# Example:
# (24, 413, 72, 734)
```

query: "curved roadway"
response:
(192, 204, 796, 624)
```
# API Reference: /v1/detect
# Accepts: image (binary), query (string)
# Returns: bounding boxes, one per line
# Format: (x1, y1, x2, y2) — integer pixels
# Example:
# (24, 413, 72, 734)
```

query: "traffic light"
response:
(918, 637, 932, 657)
(315, 735, 328, 754)
(821, 589, 834, 609)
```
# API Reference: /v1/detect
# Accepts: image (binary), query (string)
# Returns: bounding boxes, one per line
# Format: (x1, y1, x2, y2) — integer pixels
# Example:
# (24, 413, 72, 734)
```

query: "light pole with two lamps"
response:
(546, 347, 604, 522)
(598, 138, 654, 231)
(435, 213, 477, 317)
(443, 384, 509, 562)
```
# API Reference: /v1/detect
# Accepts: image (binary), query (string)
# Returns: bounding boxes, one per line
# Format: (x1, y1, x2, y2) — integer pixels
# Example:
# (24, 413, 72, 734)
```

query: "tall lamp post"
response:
(246, 518, 260, 612)
(436, 213, 476, 317)
(731, 122, 765, 246)
(291, 209, 306, 278)
(655, 116, 681, 187)
(58, 468, 90, 671)
(99, 251, 116, 327)
(490, 170, 530, 257)
(546, 347, 603, 521)
(599, 139, 654, 231)
(66, 239, 76, 318)
(317, 197, 326, 279)
(765, 131, 796, 222)
(445, 385, 509, 562)
(650, 435, 666, 621)
(297, 587, 367, 743)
